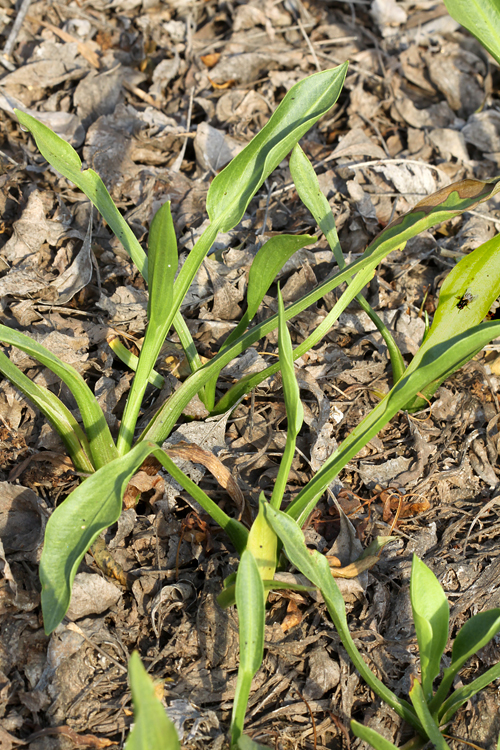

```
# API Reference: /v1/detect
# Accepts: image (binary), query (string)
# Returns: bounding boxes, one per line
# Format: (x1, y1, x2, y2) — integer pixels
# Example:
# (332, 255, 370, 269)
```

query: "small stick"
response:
(1, 0, 33, 70)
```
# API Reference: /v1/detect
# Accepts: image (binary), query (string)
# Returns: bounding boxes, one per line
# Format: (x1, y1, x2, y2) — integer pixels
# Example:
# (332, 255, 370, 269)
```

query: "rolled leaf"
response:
(231, 549, 265, 746)
(147, 201, 178, 325)
(269, 287, 304, 509)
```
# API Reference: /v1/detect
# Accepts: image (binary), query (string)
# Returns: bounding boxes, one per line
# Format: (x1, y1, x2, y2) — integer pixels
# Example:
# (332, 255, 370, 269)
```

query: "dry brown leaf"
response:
(26, 16, 100, 69)
(281, 599, 303, 633)
(26, 726, 116, 747)
(164, 440, 247, 521)
(90, 536, 129, 588)
(208, 76, 236, 90)
(326, 554, 381, 578)
(200, 53, 220, 68)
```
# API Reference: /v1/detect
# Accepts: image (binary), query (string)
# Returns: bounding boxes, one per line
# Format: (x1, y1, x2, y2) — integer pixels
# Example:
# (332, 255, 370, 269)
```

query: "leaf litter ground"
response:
(1, 0, 500, 747)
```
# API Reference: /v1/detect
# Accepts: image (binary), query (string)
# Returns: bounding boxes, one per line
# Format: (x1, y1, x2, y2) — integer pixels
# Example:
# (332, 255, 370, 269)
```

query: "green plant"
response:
(125, 652, 180, 750)
(443, 0, 500, 68)
(265, 510, 500, 750)
(4, 60, 500, 747)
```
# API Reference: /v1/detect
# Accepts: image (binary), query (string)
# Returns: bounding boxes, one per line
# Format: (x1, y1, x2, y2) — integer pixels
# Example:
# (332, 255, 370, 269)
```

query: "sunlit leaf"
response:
(0, 325, 117, 468)
(403, 232, 500, 410)
(284, 320, 500, 528)
(40, 441, 248, 634)
(409, 679, 450, 749)
(444, 0, 500, 66)
(15, 109, 148, 279)
(350, 720, 399, 749)
(289, 143, 406, 384)
(125, 652, 180, 750)
(207, 65, 348, 232)
(410, 556, 449, 702)
(231, 549, 265, 746)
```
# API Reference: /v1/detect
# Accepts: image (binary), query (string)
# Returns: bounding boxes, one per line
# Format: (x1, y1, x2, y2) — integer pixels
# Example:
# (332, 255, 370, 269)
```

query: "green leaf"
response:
(144, 176, 500, 444)
(269, 287, 304, 509)
(210, 254, 375, 418)
(409, 679, 451, 749)
(246, 493, 277, 583)
(15, 110, 148, 279)
(108, 336, 164, 389)
(0, 349, 94, 474)
(277, 287, 303, 439)
(231, 549, 265, 747)
(452, 608, 500, 666)
(16, 108, 203, 394)
(40, 441, 153, 634)
(147, 201, 178, 324)
(0, 325, 117, 469)
(410, 556, 449, 702)
(438, 661, 500, 725)
(40, 440, 248, 634)
(207, 64, 348, 232)
(170, 66, 348, 364)
(210, 175, 500, 419)
(402, 232, 500, 411)
(229, 234, 317, 347)
(289, 143, 406, 384)
(203, 233, 316, 410)
(284, 320, 500, 528)
(236, 736, 271, 750)
(125, 652, 180, 750)
(217, 578, 317, 609)
(116, 203, 179, 454)
(429, 608, 500, 713)
(443, 0, 500, 67)
(263, 505, 422, 733)
(350, 720, 399, 749)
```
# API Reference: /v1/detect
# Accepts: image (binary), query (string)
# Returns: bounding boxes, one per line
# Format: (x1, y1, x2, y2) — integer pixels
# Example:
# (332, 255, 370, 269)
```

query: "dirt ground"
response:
(1, 0, 500, 748)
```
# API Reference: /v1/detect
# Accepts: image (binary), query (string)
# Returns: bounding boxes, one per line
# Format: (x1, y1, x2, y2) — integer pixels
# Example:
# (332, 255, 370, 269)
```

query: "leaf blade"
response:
(409, 679, 451, 749)
(231, 549, 265, 746)
(0, 325, 117, 468)
(0, 349, 94, 474)
(14, 109, 148, 279)
(125, 652, 180, 750)
(264, 505, 421, 732)
(430, 608, 500, 713)
(350, 720, 400, 750)
(40, 441, 248, 633)
(410, 555, 449, 702)
(444, 0, 500, 67)
(207, 64, 348, 232)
